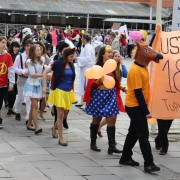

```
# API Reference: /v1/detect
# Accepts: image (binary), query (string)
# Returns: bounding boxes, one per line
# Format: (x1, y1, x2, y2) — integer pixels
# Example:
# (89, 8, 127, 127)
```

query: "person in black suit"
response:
(44, 28, 52, 55)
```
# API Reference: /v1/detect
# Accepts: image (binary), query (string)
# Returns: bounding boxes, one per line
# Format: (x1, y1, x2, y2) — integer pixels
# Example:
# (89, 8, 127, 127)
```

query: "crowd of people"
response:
(0, 25, 173, 174)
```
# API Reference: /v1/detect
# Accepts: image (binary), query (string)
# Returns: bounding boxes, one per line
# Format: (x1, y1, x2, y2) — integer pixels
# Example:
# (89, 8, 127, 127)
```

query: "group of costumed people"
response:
(0, 24, 173, 174)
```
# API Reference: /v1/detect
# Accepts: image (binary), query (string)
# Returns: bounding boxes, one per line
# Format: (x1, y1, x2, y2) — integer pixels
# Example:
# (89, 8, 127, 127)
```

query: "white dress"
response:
(77, 43, 95, 96)
(23, 59, 44, 99)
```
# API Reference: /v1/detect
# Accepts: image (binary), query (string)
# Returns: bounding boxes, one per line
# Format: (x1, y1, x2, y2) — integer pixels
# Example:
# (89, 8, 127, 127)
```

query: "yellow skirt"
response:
(48, 89, 76, 110)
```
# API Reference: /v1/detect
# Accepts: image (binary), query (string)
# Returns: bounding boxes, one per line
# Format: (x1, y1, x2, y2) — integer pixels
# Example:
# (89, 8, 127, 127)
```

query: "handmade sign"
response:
(148, 25, 180, 119)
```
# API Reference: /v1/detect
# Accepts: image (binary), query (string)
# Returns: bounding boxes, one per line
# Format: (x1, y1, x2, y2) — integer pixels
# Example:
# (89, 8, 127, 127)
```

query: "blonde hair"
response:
(26, 44, 43, 67)
(112, 50, 122, 81)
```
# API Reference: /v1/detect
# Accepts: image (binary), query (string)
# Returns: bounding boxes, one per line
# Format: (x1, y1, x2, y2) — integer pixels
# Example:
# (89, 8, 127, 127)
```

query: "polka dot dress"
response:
(86, 88, 119, 117)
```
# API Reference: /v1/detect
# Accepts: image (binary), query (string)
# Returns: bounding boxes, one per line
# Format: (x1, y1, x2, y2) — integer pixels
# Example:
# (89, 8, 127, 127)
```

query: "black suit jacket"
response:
(45, 33, 52, 45)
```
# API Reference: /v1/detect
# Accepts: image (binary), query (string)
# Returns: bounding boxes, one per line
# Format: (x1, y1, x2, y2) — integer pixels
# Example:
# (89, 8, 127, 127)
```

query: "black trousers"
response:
(0, 87, 8, 110)
(155, 119, 173, 152)
(120, 106, 153, 166)
(127, 44, 134, 58)
(8, 83, 17, 109)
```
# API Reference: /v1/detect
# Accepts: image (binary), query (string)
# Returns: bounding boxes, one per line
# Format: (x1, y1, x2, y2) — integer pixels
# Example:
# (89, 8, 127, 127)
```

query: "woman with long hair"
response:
(43, 48, 76, 146)
(7, 41, 20, 116)
(84, 45, 122, 154)
(23, 44, 44, 134)
(97, 50, 128, 141)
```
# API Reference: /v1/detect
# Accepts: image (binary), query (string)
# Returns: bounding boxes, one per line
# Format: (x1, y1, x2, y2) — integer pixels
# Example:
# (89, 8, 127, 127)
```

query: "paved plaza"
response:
(0, 58, 180, 180)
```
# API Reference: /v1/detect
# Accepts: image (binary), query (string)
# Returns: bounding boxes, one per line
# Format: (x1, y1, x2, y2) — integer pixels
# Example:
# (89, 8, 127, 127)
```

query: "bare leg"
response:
(40, 97, 46, 118)
(27, 104, 34, 129)
(52, 121, 58, 137)
(98, 117, 107, 132)
(30, 98, 40, 131)
(56, 107, 67, 144)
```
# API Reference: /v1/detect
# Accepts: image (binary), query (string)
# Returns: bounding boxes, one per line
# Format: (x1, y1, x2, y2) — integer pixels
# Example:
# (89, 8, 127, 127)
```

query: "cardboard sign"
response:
(149, 26, 180, 119)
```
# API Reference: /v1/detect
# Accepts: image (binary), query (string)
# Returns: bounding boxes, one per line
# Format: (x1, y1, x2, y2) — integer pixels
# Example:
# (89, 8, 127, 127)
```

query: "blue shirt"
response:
(57, 68, 73, 92)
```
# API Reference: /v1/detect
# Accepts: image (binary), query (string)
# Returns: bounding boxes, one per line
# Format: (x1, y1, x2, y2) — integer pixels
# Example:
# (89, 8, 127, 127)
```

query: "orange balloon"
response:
(103, 59, 117, 74)
(90, 65, 104, 79)
(103, 75, 115, 89)
(84, 68, 93, 79)
(147, 118, 156, 125)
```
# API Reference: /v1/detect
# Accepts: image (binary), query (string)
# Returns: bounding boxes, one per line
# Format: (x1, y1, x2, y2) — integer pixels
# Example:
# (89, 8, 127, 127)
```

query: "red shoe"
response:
(115, 140, 117, 145)
(97, 132, 103, 137)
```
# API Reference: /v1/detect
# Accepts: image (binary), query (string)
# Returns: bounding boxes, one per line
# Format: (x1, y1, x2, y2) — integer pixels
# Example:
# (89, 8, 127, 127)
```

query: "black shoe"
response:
(107, 126, 122, 155)
(90, 123, 101, 152)
(26, 121, 33, 127)
(144, 163, 160, 173)
(72, 101, 78, 104)
(159, 149, 167, 155)
(22, 102, 26, 106)
(15, 113, 21, 121)
(0, 118, 4, 129)
(119, 159, 140, 166)
(35, 128, 42, 135)
(63, 119, 69, 129)
(7, 109, 15, 116)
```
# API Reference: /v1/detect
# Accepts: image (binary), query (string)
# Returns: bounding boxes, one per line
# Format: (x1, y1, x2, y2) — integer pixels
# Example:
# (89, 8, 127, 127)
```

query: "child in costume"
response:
(84, 45, 122, 155)
(98, 50, 128, 141)
(23, 44, 44, 134)
(43, 48, 76, 146)
(0, 36, 15, 128)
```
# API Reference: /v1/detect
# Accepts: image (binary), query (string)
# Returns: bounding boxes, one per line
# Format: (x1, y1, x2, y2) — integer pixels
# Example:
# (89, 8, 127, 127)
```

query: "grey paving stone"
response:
(0, 170, 11, 177)
(85, 175, 122, 180)
(23, 154, 58, 162)
(45, 147, 79, 154)
(72, 167, 112, 175)
(18, 148, 49, 155)
(0, 162, 45, 178)
(31, 160, 67, 169)
(51, 176, 86, 180)
(13, 178, 50, 180)
(54, 154, 100, 167)
(39, 167, 79, 178)
(0, 153, 27, 162)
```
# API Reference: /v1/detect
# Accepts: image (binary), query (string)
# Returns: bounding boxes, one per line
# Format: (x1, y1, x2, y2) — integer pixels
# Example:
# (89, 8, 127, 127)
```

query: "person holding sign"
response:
(155, 119, 174, 155)
(119, 41, 163, 173)
(84, 45, 122, 155)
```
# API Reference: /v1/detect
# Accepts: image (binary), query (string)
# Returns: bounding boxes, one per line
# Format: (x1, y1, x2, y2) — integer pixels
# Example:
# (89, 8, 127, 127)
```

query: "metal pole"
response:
(151, 0, 162, 134)
(149, 6, 153, 32)
(102, 20, 105, 34)
(86, 14, 89, 32)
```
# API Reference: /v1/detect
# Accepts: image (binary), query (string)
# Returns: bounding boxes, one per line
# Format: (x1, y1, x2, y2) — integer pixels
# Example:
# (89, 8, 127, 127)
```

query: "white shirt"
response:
(77, 43, 95, 96)
(72, 34, 80, 42)
(95, 35, 103, 42)
(14, 52, 28, 75)
(26, 59, 44, 76)
(128, 37, 134, 45)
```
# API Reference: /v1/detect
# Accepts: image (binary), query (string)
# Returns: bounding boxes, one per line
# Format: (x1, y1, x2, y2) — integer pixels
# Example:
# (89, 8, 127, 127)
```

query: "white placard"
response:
(172, 0, 180, 31)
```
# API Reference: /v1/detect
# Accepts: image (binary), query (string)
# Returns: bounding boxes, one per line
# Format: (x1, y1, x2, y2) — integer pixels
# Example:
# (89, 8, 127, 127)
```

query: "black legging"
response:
(8, 83, 17, 109)
(0, 87, 7, 110)
(53, 105, 69, 124)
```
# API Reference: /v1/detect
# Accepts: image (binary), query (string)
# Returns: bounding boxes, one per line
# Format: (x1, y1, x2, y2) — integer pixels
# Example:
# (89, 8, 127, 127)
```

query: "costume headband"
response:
(105, 45, 112, 52)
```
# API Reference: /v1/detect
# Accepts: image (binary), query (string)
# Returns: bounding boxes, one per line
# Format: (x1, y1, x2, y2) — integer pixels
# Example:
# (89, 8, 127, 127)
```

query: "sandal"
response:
(39, 115, 46, 120)
(52, 127, 58, 138)
(27, 126, 35, 131)
(58, 140, 68, 146)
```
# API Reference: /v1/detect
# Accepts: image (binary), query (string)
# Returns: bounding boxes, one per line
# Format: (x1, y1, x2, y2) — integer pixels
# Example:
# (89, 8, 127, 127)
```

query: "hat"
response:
(22, 28, 32, 39)
(24, 40, 33, 46)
